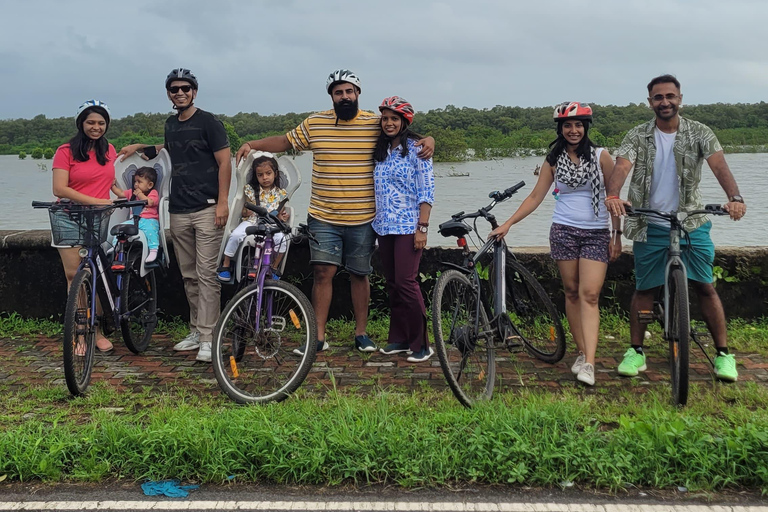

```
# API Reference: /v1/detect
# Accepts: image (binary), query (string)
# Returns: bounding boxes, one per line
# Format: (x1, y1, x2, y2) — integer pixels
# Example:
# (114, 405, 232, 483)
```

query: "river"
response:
(1, 153, 765, 247)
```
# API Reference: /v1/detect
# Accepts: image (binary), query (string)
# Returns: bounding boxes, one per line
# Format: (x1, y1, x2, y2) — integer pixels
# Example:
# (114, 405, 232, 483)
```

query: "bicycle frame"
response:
(661, 214, 689, 342)
(242, 230, 279, 336)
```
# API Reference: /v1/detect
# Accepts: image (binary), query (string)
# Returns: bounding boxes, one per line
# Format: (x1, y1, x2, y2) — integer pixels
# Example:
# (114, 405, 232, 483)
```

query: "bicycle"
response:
(32, 199, 158, 396)
(212, 203, 318, 404)
(626, 204, 728, 406)
(432, 181, 566, 407)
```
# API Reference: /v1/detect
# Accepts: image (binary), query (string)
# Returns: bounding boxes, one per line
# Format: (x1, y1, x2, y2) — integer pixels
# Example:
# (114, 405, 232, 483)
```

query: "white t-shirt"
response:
(551, 147, 610, 230)
(649, 128, 679, 225)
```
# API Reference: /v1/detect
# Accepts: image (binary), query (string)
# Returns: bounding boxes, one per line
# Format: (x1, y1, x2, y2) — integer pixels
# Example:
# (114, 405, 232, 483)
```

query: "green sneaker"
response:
(617, 348, 647, 376)
(714, 353, 738, 382)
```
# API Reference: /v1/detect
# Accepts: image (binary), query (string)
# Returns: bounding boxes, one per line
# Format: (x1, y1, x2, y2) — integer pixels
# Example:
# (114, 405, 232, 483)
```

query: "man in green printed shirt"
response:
(605, 74, 747, 382)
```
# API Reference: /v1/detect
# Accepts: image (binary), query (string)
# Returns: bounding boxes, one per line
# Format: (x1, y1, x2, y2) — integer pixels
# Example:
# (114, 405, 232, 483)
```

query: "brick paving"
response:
(1, 333, 766, 396)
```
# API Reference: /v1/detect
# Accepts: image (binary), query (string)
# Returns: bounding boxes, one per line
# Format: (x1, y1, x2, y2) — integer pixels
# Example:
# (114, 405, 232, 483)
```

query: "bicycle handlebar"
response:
(449, 181, 526, 223)
(32, 199, 148, 210)
(626, 203, 728, 220)
(243, 202, 294, 235)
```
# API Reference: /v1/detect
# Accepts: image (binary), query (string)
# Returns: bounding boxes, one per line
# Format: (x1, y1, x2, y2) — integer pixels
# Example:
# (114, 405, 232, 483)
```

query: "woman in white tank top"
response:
(489, 102, 622, 386)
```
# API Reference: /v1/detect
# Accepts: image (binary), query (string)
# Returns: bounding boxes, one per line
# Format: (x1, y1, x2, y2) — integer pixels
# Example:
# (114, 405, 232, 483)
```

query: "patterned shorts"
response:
(549, 223, 610, 264)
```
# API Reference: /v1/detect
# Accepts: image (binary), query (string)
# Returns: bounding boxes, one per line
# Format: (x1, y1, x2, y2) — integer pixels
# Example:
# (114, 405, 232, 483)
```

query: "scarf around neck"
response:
(554, 147, 601, 218)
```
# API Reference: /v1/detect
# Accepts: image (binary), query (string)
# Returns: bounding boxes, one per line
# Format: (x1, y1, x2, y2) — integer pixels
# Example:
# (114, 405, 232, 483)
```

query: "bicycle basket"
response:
(49, 205, 113, 247)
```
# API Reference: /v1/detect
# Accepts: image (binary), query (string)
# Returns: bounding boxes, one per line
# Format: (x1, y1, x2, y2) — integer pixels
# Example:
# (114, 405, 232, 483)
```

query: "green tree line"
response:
(2, 102, 768, 162)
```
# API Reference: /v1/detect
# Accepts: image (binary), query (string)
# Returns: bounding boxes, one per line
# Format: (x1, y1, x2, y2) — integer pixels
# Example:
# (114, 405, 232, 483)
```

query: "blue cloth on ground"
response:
(141, 480, 200, 498)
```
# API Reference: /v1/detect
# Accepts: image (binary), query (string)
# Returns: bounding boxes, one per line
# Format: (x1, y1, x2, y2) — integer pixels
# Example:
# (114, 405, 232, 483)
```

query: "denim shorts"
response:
(306, 215, 376, 275)
(549, 222, 610, 264)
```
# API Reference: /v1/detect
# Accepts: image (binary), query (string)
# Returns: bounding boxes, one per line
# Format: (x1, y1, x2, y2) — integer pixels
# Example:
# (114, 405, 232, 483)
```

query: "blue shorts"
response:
(632, 222, 715, 290)
(306, 216, 376, 276)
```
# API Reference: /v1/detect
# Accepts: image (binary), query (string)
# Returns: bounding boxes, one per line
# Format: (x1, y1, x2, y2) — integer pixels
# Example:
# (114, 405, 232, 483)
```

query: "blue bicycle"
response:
(32, 199, 157, 396)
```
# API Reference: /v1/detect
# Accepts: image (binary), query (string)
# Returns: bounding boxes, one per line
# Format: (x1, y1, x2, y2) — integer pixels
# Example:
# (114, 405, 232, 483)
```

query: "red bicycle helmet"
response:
(378, 96, 415, 124)
(553, 102, 593, 122)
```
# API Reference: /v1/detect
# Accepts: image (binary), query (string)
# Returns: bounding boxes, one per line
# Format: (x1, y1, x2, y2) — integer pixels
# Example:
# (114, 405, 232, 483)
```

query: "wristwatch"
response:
(417, 225, 428, 233)
(729, 195, 744, 203)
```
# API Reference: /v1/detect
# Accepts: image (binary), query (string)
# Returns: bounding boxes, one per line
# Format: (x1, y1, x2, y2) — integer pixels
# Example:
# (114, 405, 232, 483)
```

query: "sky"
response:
(2, 0, 767, 120)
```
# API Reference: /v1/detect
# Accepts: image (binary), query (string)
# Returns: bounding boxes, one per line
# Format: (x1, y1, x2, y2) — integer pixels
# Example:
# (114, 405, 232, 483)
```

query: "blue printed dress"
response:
(372, 138, 435, 235)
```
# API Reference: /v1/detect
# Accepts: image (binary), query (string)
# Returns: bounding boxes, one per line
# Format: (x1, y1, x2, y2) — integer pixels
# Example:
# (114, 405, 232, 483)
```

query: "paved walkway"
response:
(1, 333, 766, 396)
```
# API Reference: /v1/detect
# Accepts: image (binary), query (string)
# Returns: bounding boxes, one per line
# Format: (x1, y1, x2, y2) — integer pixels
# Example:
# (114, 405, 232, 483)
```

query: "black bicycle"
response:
(627, 204, 728, 406)
(32, 199, 158, 396)
(432, 181, 566, 407)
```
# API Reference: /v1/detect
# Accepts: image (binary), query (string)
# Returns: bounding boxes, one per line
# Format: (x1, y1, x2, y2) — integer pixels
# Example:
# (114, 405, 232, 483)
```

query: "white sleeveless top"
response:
(551, 147, 611, 230)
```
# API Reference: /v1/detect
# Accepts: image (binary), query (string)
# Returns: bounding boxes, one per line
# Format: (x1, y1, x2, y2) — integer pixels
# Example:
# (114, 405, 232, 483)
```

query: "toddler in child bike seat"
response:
(218, 154, 289, 282)
(111, 166, 161, 263)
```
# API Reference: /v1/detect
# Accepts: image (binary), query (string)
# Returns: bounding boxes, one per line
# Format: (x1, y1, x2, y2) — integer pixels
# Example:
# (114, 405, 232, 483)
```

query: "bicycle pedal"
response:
(637, 310, 655, 322)
(505, 335, 524, 352)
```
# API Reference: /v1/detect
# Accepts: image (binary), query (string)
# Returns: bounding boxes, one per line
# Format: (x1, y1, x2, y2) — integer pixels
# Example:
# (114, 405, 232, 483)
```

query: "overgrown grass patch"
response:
(1, 385, 767, 491)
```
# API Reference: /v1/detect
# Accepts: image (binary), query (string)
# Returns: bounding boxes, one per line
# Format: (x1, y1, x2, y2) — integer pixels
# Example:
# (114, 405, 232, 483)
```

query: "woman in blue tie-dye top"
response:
(372, 96, 435, 363)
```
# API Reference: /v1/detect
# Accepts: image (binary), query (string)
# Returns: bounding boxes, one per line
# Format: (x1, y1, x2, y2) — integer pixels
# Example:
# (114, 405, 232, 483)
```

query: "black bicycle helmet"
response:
(165, 68, 198, 90)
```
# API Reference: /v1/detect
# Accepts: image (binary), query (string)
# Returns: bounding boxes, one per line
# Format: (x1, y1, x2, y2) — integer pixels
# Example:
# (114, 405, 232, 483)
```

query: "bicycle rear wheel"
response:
(62, 267, 96, 396)
(120, 251, 157, 353)
(668, 267, 690, 406)
(503, 258, 566, 363)
(212, 280, 317, 404)
(432, 270, 494, 408)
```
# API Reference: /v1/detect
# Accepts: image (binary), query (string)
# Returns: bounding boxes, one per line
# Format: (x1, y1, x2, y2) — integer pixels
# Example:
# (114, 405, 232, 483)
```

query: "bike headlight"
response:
(78, 248, 88, 258)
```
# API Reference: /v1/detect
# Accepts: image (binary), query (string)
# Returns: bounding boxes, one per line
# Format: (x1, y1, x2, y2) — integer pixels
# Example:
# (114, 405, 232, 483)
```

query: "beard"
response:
(333, 99, 358, 121)
(653, 103, 678, 121)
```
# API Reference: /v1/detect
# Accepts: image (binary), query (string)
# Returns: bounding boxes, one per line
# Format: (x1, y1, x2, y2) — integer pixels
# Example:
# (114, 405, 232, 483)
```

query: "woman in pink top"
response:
(51, 100, 118, 352)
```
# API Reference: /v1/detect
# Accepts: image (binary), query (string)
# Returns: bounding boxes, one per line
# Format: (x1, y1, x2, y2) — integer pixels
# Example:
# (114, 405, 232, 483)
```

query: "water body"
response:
(1, 152, 765, 247)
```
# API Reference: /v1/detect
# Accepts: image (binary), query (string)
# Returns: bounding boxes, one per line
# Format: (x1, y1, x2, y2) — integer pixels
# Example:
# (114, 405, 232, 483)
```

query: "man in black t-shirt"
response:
(119, 68, 231, 363)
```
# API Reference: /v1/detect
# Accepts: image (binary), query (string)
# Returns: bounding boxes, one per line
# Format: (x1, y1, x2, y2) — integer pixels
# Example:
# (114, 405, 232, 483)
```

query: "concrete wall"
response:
(1, 229, 766, 321)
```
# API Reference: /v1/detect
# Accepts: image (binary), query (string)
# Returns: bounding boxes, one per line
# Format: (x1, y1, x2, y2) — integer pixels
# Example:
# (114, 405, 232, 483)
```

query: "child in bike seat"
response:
(218, 154, 289, 281)
(111, 166, 161, 263)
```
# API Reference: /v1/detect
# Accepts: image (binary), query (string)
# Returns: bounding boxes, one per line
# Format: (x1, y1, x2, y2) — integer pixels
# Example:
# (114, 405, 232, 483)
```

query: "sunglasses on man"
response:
(168, 85, 193, 94)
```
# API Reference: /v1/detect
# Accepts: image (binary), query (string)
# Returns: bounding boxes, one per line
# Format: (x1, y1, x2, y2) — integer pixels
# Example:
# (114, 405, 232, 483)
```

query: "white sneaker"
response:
(577, 363, 595, 386)
(196, 341, 212, 362)
(571, 352, 586, 375)
(173, 331, 200, 351)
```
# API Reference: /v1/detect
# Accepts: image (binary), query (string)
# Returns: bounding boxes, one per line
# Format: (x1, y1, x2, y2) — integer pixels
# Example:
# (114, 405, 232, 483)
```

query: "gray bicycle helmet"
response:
(75, 100, 111, 127)
(326, 69, 361, 94)
(165, 68, 198, 90)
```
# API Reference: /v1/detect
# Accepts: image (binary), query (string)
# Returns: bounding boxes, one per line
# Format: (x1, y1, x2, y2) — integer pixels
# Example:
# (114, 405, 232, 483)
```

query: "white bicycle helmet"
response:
(326, 69, 361, 94)
(76, 100, 111, 127)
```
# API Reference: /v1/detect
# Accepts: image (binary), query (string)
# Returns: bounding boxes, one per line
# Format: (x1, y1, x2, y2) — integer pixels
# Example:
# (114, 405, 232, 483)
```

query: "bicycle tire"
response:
(668, 267, 690, 406)
(62, 267, 96, 396)
(119, 251, 157, 354)
(432, 270, 495, 408)
(503, 257, 566, 363)
(212, 280, 318, 404)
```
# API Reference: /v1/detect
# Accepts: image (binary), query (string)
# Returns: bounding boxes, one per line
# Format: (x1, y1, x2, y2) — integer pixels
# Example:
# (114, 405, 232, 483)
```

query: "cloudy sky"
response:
(2, 0, 767, 120)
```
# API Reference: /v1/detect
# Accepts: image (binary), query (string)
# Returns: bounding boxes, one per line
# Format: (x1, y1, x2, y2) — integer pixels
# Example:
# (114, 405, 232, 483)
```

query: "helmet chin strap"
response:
(173, 100, 194, 113)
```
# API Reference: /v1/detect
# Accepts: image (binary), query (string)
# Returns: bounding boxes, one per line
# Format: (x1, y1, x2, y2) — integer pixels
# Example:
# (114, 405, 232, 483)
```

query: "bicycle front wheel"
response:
(212, 280, 318, 404)
(120, 253, 157, 354)
(668, 267, 690, 406)
(504, 258, 566, 364)
(62, 267, 96, 396)
(432, 270, 495, 408)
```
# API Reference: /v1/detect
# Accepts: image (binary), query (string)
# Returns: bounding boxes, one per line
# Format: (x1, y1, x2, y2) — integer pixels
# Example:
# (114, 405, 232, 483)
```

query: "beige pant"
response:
(170, 207, 223, 342)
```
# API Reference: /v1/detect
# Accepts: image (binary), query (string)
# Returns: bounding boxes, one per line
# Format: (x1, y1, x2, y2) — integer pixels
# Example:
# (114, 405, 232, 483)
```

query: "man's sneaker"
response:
(355, 335, 377, 353)
(173, 331, 200, 351)
(714, 353, 738, 382)
(293, 340, 329, 356)
(407, 347, 435, 363)
(577, 363, 596, 386)
(571, 352, 586, 375)
(379, 342, 412, 355)
(617, 348, 647, 376)
(196, 341, 212, 362)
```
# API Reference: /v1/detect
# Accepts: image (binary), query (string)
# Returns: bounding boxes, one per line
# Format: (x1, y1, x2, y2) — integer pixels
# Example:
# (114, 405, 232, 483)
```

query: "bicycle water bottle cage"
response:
(438, 220, 472, 238)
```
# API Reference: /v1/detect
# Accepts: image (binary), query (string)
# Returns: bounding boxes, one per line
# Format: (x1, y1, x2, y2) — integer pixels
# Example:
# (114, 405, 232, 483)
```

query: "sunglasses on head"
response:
(168, 85, 193, 94)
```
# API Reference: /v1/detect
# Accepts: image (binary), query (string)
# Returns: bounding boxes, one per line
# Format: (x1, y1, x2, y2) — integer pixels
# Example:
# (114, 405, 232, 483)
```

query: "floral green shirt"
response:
(617, 116, 723, 241)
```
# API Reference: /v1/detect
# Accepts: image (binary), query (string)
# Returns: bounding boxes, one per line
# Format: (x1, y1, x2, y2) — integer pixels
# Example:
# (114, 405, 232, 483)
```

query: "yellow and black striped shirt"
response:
(286, 109, 380, 225)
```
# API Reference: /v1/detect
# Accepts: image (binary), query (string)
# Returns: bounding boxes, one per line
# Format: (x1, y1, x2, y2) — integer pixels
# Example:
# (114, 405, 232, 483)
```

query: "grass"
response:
(0, 383, 767, 491)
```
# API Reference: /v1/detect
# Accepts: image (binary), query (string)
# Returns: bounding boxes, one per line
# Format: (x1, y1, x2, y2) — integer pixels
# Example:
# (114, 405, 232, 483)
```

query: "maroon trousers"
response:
(377, 234, 428, 352)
